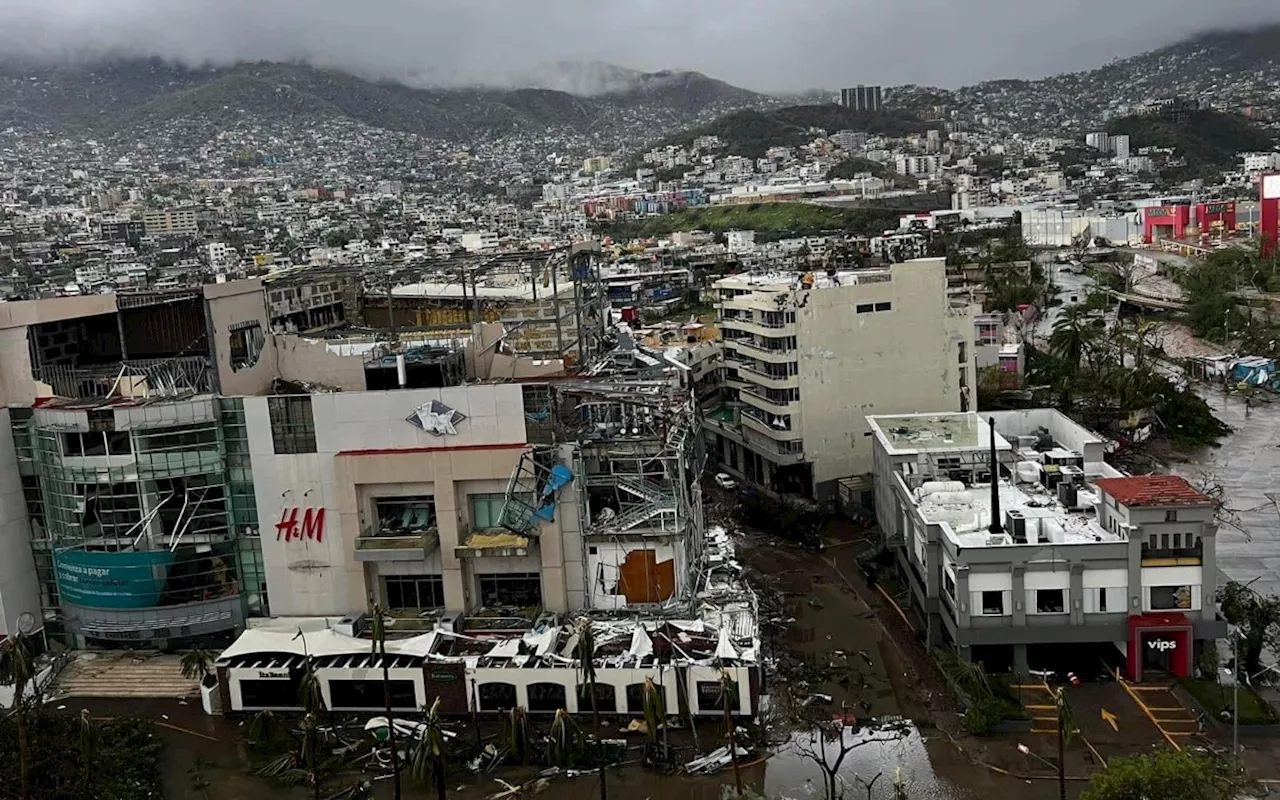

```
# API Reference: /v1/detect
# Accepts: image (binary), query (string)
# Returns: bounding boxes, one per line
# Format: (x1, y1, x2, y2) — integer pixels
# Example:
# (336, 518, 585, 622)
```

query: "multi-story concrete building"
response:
(840, 85, 883, 112)
(867, 409, 1226, 680)
(143, 208, 199, 238)
(705, 258, 976, 500)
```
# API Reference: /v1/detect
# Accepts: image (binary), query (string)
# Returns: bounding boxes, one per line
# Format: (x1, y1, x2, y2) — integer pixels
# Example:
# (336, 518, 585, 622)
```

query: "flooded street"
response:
(1175, 386, 1280, 596)
(70, 697, 1067, 800)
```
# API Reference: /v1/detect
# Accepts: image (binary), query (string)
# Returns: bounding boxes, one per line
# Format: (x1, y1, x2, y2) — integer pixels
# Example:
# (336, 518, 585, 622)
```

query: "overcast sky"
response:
(2, 0, 1279, 91)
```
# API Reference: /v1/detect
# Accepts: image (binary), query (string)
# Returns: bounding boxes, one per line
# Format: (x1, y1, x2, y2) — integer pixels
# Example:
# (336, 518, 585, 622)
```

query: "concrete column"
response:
(1070, 563, 1085, 626)
(1012, 565, 1027, 625)
(1199, 528, 1218, 624)
(954, 567, 971, 629)
(1127, 534, 1144, 615)
(1013, 644, 1029, 677)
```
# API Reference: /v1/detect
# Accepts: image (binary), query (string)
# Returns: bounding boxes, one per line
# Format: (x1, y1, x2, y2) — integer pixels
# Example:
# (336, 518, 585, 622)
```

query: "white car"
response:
(714, 473, 737, 490)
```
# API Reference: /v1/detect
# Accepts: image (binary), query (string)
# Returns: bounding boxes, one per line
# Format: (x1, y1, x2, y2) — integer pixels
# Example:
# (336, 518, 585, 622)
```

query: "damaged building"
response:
(0, 244, 749, 695)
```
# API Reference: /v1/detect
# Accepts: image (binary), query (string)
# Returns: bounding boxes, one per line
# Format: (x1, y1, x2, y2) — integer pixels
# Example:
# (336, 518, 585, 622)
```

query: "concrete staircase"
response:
(51, 652, 199, 700)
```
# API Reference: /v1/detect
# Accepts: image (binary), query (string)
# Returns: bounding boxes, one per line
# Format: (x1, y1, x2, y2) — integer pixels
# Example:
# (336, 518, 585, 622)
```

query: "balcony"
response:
(728, 358, 799, 390)
(739, 386, 799, 415)
(354, 528, 440, 561)
(1140, 543, 1203, 567)
(732, 339, 797, 364)
(741, 409, 803, 441)
(719, 316, 794, 338)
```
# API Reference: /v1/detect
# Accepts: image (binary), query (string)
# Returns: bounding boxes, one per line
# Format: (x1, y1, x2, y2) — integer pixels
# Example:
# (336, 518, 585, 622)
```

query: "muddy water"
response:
(67, 699, 1075, 799)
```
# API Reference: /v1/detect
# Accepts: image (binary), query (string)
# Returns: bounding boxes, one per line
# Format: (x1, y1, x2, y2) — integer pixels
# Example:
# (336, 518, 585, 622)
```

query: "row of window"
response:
(384, 572, 542, 611)
(971, 585, 1198, 616)
(855, 301, 892, 314)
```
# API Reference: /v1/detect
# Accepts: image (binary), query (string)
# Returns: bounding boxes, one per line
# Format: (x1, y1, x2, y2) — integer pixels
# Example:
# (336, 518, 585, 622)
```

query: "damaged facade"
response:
(867, 409, 1227, 680)
(0, 252, 758, 712)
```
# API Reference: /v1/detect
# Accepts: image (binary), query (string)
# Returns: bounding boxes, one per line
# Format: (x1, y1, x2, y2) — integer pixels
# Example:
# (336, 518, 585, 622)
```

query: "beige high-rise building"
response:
(704, 257, 977, 501)
(143, 207, 199, 237)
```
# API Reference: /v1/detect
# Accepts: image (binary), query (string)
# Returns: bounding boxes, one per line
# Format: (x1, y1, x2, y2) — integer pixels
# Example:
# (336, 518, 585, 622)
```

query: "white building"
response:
(705, 258, 976, 500)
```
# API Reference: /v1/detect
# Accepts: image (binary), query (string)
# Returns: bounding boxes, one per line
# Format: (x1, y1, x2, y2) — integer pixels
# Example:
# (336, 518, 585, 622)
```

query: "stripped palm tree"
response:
(407, 698, 450, 799)
(641, 678, 666, 748)
(573, 620, 607, 799)
(505, 706, 532, 765)
(370, 604, 402, 800)
(548, 708, 585, 768)
(718, 667, 744, 798)
(0, 632, 37, 800)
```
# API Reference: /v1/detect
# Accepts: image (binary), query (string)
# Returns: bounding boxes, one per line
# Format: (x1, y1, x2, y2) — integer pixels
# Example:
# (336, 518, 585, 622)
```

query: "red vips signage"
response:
(276, 507, 325, 543)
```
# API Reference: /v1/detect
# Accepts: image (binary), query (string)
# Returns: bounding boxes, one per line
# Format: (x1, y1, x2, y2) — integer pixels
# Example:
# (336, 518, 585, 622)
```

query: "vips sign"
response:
(1147, 638, 1177, 653)
(54, 549, 176, 609)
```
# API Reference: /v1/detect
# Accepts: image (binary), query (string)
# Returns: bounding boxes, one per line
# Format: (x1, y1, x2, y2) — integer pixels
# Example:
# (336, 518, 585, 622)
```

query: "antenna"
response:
(988, 416, 1003, 534)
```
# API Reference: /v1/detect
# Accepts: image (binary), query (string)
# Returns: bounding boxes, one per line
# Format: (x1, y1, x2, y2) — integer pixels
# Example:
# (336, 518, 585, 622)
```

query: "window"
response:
(875, 301, 892, 312)
(268, 396, 317, 454)
(384, 575, 445, 611)
(943, 570, 956, 600)
(958, 341, 967, 364)
(228, 321, 265, 372)
(981, 591, 1004, 615)
(527, 682, 568, 713)
(856, 303, 874, 314)
(375, 497, 437, 534)
(470, 493, 508, 530)
(477, 682, 518, 711)
(1150, 585, 1193, 611)
(1098, 587, 1110, 613)
(1035, 589, 1065, 614)
(478, 573, 542, 608)
(1165, 510, 1177, 522)
(329, 679, 416, 710)
(696, 680, 740, 712)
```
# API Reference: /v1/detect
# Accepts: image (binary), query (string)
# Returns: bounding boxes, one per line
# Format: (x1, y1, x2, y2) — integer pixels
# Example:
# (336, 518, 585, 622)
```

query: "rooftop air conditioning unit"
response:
(334, 612, 368, 637)
(1058, 481, 1079, 510)
(1006, 509, 1027, 543)
(435, 611, 464, 634)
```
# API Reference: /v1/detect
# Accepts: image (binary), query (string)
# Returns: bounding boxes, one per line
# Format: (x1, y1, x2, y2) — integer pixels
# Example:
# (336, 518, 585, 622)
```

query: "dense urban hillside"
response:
(1107, 109, 1276, 177)
(598, 203, 902, 241)
(888, 24, 1280, 133)
(0, 58, 773, 142)
(637, 104, 928, 162)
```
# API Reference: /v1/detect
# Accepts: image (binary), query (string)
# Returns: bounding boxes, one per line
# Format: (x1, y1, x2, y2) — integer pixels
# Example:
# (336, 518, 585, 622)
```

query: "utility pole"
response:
(1056, 688, 1067, 800)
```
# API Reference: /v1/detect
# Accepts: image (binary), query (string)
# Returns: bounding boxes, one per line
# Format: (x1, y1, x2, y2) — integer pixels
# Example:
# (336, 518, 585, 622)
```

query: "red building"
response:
(1142, 204, 1191, 243)
(1195, 200, 1236, 237)
(1262, 173, 1280, 258)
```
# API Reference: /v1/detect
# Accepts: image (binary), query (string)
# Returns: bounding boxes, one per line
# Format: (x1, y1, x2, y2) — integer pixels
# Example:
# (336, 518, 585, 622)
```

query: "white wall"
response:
(247, 385, 529, 617)
(0, 408, 40, 637)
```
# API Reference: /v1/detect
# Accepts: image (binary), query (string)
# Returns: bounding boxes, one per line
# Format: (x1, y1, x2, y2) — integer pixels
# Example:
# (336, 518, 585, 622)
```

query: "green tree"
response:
(1217, 581, 1280, 676)
(1081, 751, 1244, 800)
(179, 648, 217, 688)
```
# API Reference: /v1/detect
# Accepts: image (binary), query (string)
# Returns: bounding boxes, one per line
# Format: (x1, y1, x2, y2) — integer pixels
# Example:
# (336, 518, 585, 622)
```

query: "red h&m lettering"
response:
(276, 507, 325, 542)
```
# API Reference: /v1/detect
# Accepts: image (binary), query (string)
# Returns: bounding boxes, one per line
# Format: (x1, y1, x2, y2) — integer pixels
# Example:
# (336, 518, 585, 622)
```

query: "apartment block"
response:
(867, 409, 1226, 680)
(143, 208, 199, 238)
(705, 258, 976, 500)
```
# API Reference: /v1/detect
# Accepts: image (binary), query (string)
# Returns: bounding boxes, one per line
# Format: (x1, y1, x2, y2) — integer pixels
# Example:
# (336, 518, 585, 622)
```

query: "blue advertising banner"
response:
(54, 549, 176, 609)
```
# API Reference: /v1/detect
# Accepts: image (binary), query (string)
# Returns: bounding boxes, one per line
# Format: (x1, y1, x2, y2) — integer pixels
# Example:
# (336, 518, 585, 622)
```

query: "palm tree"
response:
(0, 631, 37, 800)
(371, 605, 402, 800)
(574, 620, 601, 728)
(719, 667, 744, 798)
(573, 620, 607, 800)
(407, 698, 450, 799)
(179, 648, 217, 687)
(548, 709, 585, 768)
(641, 678, 667, 762)
(1049, 305, 1102, 377)
(505, 706, 532, 765)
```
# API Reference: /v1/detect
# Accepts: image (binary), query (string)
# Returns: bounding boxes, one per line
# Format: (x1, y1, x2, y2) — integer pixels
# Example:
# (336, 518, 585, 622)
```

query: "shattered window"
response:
(229, 321, 265, 372)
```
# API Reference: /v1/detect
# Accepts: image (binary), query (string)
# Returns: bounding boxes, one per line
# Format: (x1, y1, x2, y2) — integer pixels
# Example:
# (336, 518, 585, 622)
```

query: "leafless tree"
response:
(791, 719, 910, 800)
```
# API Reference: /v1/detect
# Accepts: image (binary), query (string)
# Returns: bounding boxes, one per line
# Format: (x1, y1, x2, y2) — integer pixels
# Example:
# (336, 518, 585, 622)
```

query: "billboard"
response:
(1202, 202, 1234, 216)
(55, 549, 176, 609)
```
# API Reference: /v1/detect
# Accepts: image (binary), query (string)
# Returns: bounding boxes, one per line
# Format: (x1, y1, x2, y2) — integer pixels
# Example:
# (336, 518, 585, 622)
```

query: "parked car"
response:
(714, 473, 737, 490)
